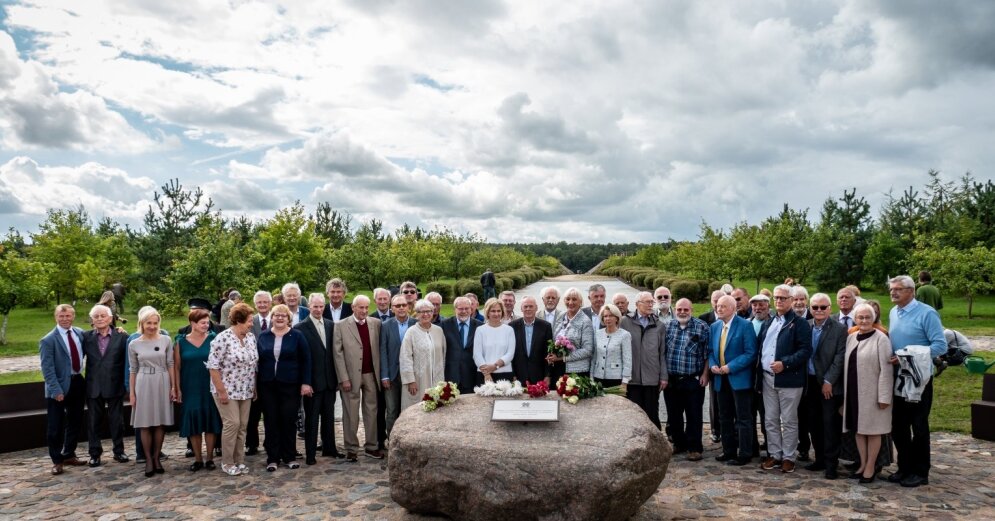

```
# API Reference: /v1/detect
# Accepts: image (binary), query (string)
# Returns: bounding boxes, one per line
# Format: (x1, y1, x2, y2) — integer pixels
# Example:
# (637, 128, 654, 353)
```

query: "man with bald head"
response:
(510, 296, 553, 385)
(710, 295, 758, 466)
(832, 287, 856, 329)
(663, 298, 711, 461)
(733, 288, 751, 318)
(612, 293, 632, 318)
(332, 294, 382, 460)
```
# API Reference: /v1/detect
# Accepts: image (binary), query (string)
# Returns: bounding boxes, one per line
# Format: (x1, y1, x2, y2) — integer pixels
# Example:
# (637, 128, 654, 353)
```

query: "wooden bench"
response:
(0, 382, 136, 454)
(971, 374, 995, 442)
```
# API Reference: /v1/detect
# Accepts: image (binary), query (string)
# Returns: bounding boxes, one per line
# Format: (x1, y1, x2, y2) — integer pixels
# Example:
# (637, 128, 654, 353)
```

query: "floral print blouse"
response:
(206, 328, 258, 400)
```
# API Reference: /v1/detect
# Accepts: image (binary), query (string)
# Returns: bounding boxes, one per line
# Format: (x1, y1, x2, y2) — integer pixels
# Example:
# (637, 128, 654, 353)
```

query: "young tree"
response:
(30, 206, 98, 303)
(312, 202, 353, 248)
(812, 189, 872, 290)
(0, 252, 51, 344)
(251, 203, 329, 292)
(913, 245, 995, 319)
(165, 217, 253, 312)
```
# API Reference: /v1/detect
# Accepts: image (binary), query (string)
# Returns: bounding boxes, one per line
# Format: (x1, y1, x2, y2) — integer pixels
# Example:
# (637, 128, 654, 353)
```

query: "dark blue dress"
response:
(177, 332, 222, 437)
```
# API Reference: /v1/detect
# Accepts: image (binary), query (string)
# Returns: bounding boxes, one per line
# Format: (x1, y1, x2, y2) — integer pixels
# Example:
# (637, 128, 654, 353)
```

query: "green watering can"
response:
(964, 356, 995, 375)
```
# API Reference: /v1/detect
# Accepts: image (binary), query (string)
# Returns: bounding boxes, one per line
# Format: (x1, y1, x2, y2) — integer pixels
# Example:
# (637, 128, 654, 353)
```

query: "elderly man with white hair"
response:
(757, 285, 812, 474)
(332, 294, 383, 461)
(82, 304, 131, 467)
(281, 283, 308, 325)
(444, 296, 483, 393)
(710, 294, 758, 466)
(620, 291, 667, 429)
(802, 292, 847, 479)
(425, 291, 444, 325)
(540, 286, 563, 325)
(370, 287, 393, 321)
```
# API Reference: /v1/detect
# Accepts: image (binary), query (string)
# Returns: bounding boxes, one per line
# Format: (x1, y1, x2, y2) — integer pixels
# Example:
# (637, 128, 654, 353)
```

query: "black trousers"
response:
(752, 388, 767, 455)
(804, 376, 843, 467)
(663, 376, 706, 453)
(376, 387, 387, 449)
(626, 384, 661, 429)
(259, 380, 300, 464)
(303, 388, 337, 459)
(46, 375, 86, 464)
(594, 378, 622, 388)
(893, 379, 933, 478)
(797, 383, 812, 456)
(87, 395, 126, 457)
(245, 398, 263, 450)
(709, 384, 721, 438)
(716, 377, 753, 460)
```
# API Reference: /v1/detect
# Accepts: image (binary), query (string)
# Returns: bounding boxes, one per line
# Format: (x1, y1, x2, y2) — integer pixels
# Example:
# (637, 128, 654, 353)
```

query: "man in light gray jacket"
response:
(620, 291, 668, 430)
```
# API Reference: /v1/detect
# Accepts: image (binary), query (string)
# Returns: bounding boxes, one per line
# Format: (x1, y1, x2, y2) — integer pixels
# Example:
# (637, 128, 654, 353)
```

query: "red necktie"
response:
(67, 331, 81, 373)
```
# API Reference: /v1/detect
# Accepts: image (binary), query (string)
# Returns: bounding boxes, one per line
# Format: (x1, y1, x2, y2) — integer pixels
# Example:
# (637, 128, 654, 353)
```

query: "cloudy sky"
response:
(1, 1, 993, 243)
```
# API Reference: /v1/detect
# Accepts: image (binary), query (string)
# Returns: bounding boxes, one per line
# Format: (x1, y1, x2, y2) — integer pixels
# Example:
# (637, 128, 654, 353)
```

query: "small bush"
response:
(425, 281, 455, 303)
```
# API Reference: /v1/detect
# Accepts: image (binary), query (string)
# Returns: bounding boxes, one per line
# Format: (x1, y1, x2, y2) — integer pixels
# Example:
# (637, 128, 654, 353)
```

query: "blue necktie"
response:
(459, 322, 467, 349)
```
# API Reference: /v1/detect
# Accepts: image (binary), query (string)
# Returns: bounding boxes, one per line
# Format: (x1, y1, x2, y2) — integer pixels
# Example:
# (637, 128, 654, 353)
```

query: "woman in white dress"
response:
(399, 299, 447, 411)
(473, 298, 517, 384)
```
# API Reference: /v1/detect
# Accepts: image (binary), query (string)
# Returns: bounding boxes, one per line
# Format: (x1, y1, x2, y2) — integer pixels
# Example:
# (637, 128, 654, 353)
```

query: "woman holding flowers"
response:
(400, 299, 447, 410)
(472, 299, 516, 384)
(546, 288, 595, 377)
(591, 304, 632, 388)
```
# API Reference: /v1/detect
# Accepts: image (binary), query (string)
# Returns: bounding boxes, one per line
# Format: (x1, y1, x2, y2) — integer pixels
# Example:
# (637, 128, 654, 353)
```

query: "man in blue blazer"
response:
(443, 296, 483, 394)
(756, 285, 812, 474)
(510, 297, 553, 385)
(709, 295, 758, 466)
(40, 304, 87, 475)
(379, 295, 417, 437)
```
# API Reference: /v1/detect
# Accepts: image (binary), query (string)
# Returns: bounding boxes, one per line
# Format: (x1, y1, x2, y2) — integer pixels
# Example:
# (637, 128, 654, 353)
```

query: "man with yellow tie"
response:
(709, 295, 758, 467)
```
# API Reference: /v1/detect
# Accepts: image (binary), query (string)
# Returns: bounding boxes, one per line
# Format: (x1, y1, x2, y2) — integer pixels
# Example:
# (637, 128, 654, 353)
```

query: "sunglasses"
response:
(402, 290, 417, 294)
(656, 295, 670, 300)
(811, 305, 829, 311)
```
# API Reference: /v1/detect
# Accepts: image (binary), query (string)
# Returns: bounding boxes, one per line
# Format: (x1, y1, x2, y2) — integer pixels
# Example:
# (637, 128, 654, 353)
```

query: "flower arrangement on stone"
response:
(555, 374, 604, 404)
(422, 381, 460, 411)
(474, 379, 524, 397)
(525, 380, 549, 398)
(546, 335, 576, 361)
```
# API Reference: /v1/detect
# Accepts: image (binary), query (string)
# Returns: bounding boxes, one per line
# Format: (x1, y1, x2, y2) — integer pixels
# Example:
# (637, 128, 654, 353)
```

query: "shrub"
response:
(455, 279, 484, 301)
(707, 281, 724, 295)
(497, 277, 514, 292)
(425, 281, 455, 303)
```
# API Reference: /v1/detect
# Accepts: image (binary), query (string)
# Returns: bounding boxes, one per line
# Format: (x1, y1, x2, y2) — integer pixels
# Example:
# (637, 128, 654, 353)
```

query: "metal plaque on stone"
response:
(491, 399, 559, 422)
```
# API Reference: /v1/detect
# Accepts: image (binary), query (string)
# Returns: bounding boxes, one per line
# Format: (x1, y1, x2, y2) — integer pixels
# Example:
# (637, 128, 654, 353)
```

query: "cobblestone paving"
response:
(2, 423, 993, 520)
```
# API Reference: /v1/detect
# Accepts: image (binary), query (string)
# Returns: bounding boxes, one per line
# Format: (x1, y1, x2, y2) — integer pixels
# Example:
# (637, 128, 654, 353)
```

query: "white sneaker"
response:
(237, 463, 249, 473)
(221, 463, 241, 476)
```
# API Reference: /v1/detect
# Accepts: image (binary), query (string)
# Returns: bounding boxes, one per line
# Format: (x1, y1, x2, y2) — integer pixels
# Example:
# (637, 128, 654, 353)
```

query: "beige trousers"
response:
(341, 372, 379, 453)
(214, 396, 251, 466)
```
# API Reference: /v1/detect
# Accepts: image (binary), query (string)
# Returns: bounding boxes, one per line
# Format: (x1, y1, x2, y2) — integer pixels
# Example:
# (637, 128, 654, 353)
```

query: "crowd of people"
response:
(40, 272, 948, 488)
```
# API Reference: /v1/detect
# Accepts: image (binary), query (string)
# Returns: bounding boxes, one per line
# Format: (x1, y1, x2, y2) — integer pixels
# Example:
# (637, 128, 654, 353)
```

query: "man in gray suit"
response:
(379, 295, 416, 437)
(804, 293, 847, 479)
(581, 283, 606, 329)
(40, 304, 87, 475)
(294, 293, 342, 464)
(82, 304, 130, 466)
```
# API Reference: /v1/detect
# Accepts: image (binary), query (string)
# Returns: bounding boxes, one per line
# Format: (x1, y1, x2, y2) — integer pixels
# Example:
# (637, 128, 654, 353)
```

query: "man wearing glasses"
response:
(803, 293, 846, 479)
(886, 275, 946, 488)
(399, 281, 419, 312)
(379, 295, 416, 438)
(654, 286, 674, 325)
(732, 288, 752, 319)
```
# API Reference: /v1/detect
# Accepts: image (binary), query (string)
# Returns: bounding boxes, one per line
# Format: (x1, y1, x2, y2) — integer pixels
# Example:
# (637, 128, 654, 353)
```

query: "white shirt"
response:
(288, 307, 303, 326)
(329, 304, 345, 322)
(472, 324, 516, 373)
(544, 309, 557, 323)
(761, 315, 785, 372)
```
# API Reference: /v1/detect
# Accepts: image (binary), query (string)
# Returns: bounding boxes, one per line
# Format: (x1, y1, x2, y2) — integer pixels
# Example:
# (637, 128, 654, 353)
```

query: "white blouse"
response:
(472, 323, 516, 373)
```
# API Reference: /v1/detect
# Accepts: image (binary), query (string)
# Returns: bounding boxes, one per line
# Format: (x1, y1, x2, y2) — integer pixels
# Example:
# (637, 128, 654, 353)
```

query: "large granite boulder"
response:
(388, 394, 671, 521)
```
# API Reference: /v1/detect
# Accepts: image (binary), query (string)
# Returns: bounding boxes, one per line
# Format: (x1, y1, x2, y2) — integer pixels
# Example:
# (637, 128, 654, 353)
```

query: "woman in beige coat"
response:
(843, 303, 894, 483)
(399, 300, 447, 411)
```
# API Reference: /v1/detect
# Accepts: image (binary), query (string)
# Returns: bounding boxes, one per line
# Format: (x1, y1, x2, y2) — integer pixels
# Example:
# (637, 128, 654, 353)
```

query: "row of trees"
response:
(603, 171, 995, 317)
(0, 179, 559, 342)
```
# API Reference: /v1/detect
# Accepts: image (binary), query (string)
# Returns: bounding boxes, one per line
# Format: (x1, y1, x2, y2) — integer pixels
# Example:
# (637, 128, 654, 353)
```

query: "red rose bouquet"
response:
(525, 380, 549, 398)
(555, 374, 604, 404)
(422, 381, 460, 412)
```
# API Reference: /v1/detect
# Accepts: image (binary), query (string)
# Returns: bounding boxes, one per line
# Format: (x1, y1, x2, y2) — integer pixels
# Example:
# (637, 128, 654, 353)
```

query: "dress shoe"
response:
(796, 452, 811, 462)
(322, 450, 346, 459)
(726, 457, 750, 466)
(189, 461, 204, 472)
(710, 434, 721, 443)
(306, 457, 317, 466)
(346, 452, 358, 462)
(781, 460, 796, 473)
(185, 448, 195, 458)
(760, 457, 781, 470)
(804, 461, 826, 472)
(113, 454, 130, 463)
(204, 461, 216, 470)
(245, 447, 259, 456)
(824, 468, 839, 480)
(886, 471, 907, 483)
(364, 449, 384, 459)
(845, 461, 860, 472)
(859, 474, 875, 484)
(63, 457, 86, 466)
(715, 453, 736, 462)
(687, 452, 703, 462)
(51, 464, 64, 475)
(900, 474, 928, 488)
(88, 457, 102, 468)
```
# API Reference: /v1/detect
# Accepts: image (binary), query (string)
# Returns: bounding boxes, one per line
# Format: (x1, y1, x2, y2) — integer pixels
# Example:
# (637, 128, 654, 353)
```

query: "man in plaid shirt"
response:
(662, 298, 712, 461)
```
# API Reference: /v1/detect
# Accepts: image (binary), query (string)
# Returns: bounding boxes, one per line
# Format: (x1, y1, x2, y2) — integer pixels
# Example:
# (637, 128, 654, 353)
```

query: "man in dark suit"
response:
(756, 285, 812, 474)
(40, 304, 88, 475)
(710, 295, 758, 466)
(379, 295, 416, 437)
(370, 288, 394, 322)
(804, 293, 846, 479)
(443, 296, 482, 394)
(323, 278, 353, 322)
(580, 283, 606, 329)
(245, 290, 272, 456)
(294, 293, 343, 464)
(82, 304, 130, 466)
(510, 297, 553, 385)
(426, 292, 445, 325)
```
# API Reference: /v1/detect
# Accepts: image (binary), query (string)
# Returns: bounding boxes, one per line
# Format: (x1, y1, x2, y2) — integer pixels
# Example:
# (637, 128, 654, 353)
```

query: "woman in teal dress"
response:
(174, 309, 222, 471)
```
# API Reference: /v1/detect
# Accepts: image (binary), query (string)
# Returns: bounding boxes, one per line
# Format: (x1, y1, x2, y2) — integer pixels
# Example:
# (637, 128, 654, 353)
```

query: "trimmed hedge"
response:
(425, 281, 455, 303)
(455, 279, 484, 301)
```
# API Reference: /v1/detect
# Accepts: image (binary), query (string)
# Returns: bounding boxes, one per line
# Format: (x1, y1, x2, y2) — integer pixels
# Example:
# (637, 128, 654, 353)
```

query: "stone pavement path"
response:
(1, 422, 993, 520)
